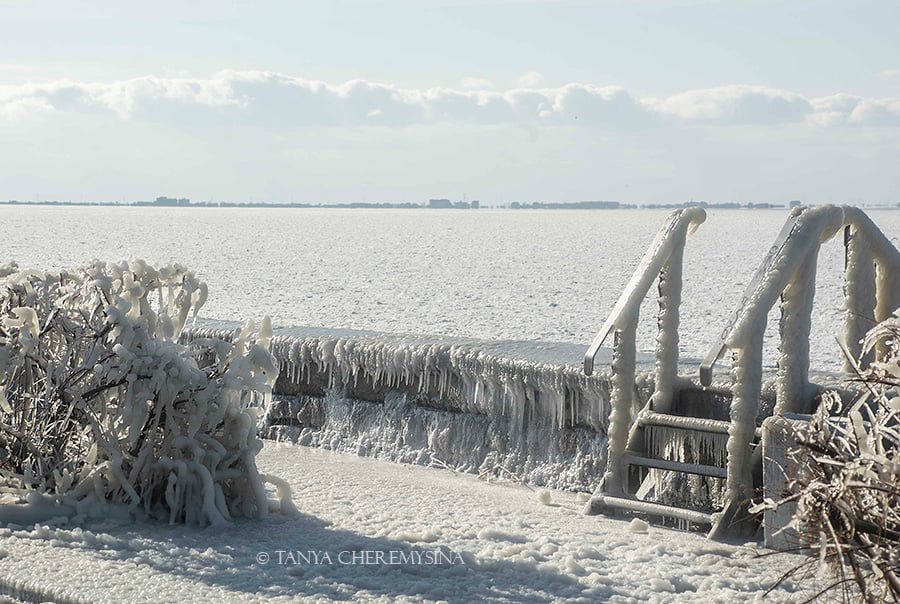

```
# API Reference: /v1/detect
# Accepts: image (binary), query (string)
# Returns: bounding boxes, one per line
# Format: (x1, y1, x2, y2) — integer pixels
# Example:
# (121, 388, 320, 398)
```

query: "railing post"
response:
(709, 327, 764, 539)
(602, 319, 637, 497)
(875, 259, 900, 363)
(726, 329, 763, 501)
(653, 248, 683, 414)
(842, 225, 876, 372)
(775, 249, 817, 414)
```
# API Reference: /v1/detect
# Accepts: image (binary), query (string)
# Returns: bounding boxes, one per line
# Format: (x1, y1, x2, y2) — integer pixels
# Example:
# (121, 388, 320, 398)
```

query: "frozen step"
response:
(639, 411, 730, 434)
(639, 411, 762, 438)
(624, 453, 727, 478)
(589, 494, 714, 526)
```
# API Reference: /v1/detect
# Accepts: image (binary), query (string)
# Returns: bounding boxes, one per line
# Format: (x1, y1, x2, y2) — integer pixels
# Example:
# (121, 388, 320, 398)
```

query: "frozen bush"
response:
(755, 311, 900, 602)
(0, 260, 292, 526)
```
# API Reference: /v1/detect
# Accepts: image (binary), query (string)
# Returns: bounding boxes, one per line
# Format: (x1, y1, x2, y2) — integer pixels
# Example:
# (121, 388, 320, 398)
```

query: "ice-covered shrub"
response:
(0, 260, 293, 526)
(755, 311, 900, 601)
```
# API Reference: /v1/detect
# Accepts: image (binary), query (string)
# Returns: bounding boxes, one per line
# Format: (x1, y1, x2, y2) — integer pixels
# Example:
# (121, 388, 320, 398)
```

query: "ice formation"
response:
(842, 221, 877, 369)
(717, 204, 899, 510)
(843, 207, 900, 363)
(0, 261, 290, 527)
(183, 321, 660, 491)
(591, 207, 705, 497)
(720, 206, 843, 503)
(643, 424, 728, 511)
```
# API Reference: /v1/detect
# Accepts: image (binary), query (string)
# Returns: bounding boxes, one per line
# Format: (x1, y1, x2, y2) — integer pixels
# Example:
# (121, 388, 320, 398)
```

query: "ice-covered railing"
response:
(182, 323, 643, 490)
(840, 206, 900, 370)
(184, 324, 627, 433)
(584, 207, 707, 497)
(699, 205, 900, 535)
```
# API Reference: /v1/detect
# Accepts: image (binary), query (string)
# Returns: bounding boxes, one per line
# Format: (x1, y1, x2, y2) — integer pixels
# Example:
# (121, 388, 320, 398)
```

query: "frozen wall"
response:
(182, 320, 832, 493)
(182, 320, 659, 491)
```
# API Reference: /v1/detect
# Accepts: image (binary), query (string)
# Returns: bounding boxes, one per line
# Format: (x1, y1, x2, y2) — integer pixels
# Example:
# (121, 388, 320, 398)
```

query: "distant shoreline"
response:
(4, 200, 893, 211)
(2, 197, 897, 211)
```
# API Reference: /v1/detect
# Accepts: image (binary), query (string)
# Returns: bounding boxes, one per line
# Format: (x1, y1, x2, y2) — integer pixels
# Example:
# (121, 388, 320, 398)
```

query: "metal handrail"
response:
(584, 206, 706, 498)
(700, 205, 900, 386)
(584, 207, 706, 375)
(701, 205, 899, 538)
(699, 209, 804, 387)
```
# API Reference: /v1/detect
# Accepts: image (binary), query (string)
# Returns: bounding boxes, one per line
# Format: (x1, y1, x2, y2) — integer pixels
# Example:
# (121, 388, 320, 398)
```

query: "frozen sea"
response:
(2, 205, 898, 371)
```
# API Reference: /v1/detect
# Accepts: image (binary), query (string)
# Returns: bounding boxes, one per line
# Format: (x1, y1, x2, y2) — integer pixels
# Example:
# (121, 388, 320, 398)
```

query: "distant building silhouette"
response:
(137, 196, 191, 206)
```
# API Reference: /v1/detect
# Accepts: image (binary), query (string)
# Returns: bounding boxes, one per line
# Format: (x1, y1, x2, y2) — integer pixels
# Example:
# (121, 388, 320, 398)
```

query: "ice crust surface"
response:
(0, 444, 825, 603)
(3, 206, 897, 372)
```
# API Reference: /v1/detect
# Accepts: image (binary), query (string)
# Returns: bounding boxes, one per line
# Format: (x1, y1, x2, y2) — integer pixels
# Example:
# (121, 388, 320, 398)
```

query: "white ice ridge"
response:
(277, 391, 612, 491)
(182, 321, 660, 490)
(185, 321, 659, 432)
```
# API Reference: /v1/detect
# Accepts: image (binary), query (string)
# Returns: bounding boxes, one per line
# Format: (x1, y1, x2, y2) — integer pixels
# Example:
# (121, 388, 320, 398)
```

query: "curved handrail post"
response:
(844, 207, 900, 365)
(586, 207, 706, 498)
(700, 207, 806, 387)
(703, 205, 845, 537)
(584, 207, 706, 376)
(842, 222, 876, 371)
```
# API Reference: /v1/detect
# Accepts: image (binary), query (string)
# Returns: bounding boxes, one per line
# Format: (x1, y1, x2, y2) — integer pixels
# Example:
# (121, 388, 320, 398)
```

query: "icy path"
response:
(0, 445, 820, 603)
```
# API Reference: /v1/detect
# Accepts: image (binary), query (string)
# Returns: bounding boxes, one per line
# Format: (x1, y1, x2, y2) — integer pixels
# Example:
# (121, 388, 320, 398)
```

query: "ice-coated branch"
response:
(0, 261, 290, 527)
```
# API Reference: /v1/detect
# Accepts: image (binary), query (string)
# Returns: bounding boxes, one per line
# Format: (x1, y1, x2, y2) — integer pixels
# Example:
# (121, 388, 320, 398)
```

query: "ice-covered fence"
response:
(699, 205, 900, 537)
(182, 321, 663, 490)
(583, 207, 707, 498)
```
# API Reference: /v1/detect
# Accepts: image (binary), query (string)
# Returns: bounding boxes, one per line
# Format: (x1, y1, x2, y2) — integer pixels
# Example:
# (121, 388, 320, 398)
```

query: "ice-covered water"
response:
(2, 205, 898, 371)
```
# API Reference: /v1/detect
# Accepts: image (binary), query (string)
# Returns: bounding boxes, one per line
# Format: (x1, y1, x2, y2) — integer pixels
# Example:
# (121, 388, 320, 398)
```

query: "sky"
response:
(1, 0, 899, 205)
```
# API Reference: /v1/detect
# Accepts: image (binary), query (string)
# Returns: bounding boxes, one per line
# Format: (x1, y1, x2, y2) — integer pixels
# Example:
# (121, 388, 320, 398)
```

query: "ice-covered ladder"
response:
(583, 205, 900, 539)
(583, 207, 720, 528)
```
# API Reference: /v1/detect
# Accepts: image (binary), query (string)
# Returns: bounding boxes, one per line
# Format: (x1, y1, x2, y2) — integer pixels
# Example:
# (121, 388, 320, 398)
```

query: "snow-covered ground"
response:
(3, 206, 897, 372)
(0, 444, 823, 603)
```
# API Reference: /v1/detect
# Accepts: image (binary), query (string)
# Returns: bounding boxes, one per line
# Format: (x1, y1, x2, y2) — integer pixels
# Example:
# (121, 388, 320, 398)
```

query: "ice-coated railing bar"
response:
(701, 205, 900, 388)
(704, 205, 897, 539)
(842, 206, 900, 367)
(584, 208, 702, 375)
(699, 210, 804, 387)
(585, 207, 705, 499)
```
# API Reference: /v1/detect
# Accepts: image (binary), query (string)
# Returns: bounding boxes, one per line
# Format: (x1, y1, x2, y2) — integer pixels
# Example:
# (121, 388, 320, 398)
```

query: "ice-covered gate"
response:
(583, 205, 900, 539)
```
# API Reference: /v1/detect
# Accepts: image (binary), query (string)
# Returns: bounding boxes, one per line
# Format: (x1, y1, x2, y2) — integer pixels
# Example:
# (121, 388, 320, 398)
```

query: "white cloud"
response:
(879, 68, 900, 79)
(845, 98, 900, 126)
(460, 77, 493, 90)
(808, 94, 900, 127)
(1, 71, 899, 130)
(517, 71, 544, 88)
(0, 95, 54, 120)
(648, 85, 812, 124)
